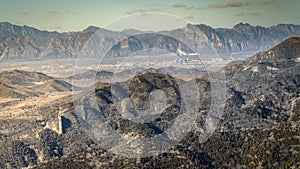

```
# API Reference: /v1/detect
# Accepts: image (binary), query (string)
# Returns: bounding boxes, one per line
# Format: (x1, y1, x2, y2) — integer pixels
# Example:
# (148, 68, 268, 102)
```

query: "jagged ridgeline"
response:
(1, 22, 300, 59)
(0, 37, 299, 168)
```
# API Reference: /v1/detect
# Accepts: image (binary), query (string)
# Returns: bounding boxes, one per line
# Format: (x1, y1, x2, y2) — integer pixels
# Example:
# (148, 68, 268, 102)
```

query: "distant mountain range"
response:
(1, 22, 300, 60)
(0, 37, 299, 168)
(38, 37, 300, 168)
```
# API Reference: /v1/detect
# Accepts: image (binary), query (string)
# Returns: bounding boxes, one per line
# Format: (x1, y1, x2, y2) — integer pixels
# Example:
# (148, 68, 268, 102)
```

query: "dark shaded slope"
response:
(2, 37, 300, 168)
(67, 70, 113, 80)
(223, 37, 300, 130)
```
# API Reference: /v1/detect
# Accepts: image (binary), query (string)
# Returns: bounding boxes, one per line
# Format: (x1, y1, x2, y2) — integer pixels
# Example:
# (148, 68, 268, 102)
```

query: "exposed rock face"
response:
(0, 22, 120, 59)
(0, 37, 300, 168)
(1, 22, 300, 59)
(223, 37, 300, 130)
(167, 23, 300, 56)
(50, 37, 300, 168)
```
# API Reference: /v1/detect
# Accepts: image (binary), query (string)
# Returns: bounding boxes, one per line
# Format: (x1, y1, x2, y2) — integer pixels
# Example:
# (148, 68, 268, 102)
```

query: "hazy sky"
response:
(0, 0, 299, 32)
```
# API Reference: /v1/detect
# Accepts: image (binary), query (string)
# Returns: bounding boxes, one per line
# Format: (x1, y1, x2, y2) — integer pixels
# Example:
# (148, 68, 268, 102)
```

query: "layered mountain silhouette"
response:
(72, 37, 300, 135)
(0, 32, 300, 167)
(1, 22, 300, 59)
(25, 37, 299, 168)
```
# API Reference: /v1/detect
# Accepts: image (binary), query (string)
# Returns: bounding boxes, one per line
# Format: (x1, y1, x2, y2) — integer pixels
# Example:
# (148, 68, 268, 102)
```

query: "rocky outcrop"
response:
(223, 37, 300, 130)
(1, 37, 300, 168)
(34, 36, 300, 168)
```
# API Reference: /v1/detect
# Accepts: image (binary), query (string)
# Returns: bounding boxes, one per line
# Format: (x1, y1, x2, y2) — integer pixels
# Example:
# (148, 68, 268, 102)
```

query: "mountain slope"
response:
(0, 82, 37, 98)
(34, 79, 81, 93)
(0, 38, 300, 168)
(30, 37, 300, 168)
(223, 37, 300, 130)
(0, 69, 53, 86)
(1, 22, 300, 59)
(0, 22, 122, 59)
(68, 70, 114, 80)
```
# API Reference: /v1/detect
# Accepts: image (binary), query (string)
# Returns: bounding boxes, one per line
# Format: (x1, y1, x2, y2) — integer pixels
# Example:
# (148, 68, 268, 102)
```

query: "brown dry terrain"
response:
(0, 93, 70, 120)
(0, 37, 299, 168)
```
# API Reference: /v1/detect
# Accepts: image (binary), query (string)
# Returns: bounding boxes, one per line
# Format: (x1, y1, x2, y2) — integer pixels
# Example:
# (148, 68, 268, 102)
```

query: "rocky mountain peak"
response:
(233, 22, 255, 30)
(194, 23, 214, 32)
(82, 26, 100, 33)
(1, 22, 300, 59)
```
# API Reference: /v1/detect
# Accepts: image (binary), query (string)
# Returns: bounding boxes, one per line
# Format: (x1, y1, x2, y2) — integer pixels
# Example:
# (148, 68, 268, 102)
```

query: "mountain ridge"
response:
(0, 69, 54, 86)
(0, 37, 299, 168)
(1, 22, 300, 60)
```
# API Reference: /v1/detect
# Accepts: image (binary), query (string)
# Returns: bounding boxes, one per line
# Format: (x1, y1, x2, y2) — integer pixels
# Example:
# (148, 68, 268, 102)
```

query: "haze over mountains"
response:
(1, 22, 300, 60)
(0, 19, 300, 168)
(0, 37, 299, 168)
